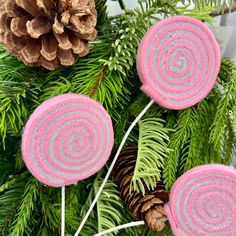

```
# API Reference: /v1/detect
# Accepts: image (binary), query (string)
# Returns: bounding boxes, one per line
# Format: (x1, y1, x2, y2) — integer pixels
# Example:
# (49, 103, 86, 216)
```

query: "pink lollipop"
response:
(137, 16, 220, 110)
(165, 164, 236, 236)
(21, 94, 114, 187)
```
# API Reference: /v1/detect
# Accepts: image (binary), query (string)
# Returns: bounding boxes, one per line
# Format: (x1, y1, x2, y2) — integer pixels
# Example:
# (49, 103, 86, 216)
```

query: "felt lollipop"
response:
(22, 93, 114, 187)
(165, 164, 236, 236)
(137, 16, 220, 110)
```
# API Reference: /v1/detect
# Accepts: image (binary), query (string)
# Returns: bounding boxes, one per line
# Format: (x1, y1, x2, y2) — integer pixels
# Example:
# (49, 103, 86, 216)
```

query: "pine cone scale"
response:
(5, 1, 19, 17)
(128, 194, 143, 211)
(58, 48, 75, 66)
(36, 0, 56, 13)
(140, 195, 155, 202)
(4, 31, 27, 56)
(41, 57, 59, 70)
(53, 15, 64, 34)
(26, 16, 52, 38)
(0, 13, 10, 33)
(11, 17, 29, 37)
(16, 0, 40, 17)
(54, 31, 72, 50)
(69, 34, 84, 54)
(40, 34, 57, 61)
(21, 38, 41, 63)
(145, 208, 168, 232)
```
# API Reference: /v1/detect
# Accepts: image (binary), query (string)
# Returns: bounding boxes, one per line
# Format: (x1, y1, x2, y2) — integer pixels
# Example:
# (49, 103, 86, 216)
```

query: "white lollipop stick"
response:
(93, 221, 145, 236)
(61, 186, 65, 236)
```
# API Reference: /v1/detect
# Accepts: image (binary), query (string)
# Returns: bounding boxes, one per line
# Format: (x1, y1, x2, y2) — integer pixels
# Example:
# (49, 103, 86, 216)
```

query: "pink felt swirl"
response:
(165, 164, 236, 236)
(136, 16, 220, 110)
(21, 94, 114, 187)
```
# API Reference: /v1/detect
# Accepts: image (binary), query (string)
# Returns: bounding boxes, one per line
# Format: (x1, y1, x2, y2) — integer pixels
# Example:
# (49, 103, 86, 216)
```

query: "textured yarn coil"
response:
(165, 164, 236, 236)
(137, 16, 220, 110)
(22, 94, 114, 187)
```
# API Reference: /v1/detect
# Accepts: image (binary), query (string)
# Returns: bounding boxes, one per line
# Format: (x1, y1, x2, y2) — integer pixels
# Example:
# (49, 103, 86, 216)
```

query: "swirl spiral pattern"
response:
(22, 94, 114, 187)
(165, 164, 236, 236)
(137, 16, 220, 110)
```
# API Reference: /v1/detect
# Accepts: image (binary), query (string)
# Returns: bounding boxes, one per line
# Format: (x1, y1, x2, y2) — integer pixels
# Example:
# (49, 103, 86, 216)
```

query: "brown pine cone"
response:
(0, 0, 97, 70)
(113, 145, 169, 232)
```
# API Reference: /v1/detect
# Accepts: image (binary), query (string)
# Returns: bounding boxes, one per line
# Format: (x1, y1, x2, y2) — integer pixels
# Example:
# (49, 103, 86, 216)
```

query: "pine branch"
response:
(96, 179, 123, 233)
(9, 177, 40, 236)
(0, 158, 16, 180)
(222, 112, 236, 163)
(100, 3, 155, 75)
(176, 5, 215, 22)
(0, 53, 45, 148)
(163, 107, 198, 189)
(116, 207, 143, 236)
(95, 0, 109, 29)
(209, 59, 236, 154)
(128, 94, 157, 118)
(132, 117, 172, 195)
(101, 0, 216, 76)
(178, 100, 213, 173)
(210, 1, 236, 16)
(64, 180, 94, 235)
(114, 109, 130, 146)
(14, 144, 26, 170)
(188, 0, 234, 11)
(233, 108, 236, 141)
(39, 187, 61, 235)
(80, 172, 124, 235)
(0, 176, 27, 235)
(43, 39, 132, 111)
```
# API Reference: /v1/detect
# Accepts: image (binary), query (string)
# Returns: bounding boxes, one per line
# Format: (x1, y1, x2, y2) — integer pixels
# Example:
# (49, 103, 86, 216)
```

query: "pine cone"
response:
(113, 145, 169, 232)
(0, 0, 97, 70)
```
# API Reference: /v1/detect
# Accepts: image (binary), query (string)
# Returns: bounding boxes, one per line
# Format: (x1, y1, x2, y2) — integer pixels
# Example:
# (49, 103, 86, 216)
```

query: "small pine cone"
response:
(113, 145, 169, 232)
(0, 0, 97, 70)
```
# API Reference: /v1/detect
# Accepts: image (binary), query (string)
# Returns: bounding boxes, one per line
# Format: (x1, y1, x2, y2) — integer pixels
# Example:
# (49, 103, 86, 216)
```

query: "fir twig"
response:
(0, 53, 44, 148)
(9, 177, 40, 236)
(209, 59, 236, 162)
(163, 107, 198, 189)
(132, 117, 172, 195)
(0, 178, 26, 235)
(80, 172, 124, 235)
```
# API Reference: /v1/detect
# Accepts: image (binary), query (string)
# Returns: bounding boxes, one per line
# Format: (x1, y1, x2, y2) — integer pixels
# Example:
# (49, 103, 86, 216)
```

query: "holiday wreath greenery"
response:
(0, 0, 236, 235)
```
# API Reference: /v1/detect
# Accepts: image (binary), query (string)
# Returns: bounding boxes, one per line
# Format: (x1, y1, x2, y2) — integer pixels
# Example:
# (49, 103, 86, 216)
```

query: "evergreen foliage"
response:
(79, 173, 124, 235)
(0, 1, 235, 236)
(132, 117, 172, 195)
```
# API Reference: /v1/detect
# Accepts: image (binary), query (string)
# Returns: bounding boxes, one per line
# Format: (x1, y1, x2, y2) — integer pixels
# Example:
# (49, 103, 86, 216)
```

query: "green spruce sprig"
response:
(80, 172, 124, 235)
(132, 117, 172, 195)
(209, 59, 236, 161)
